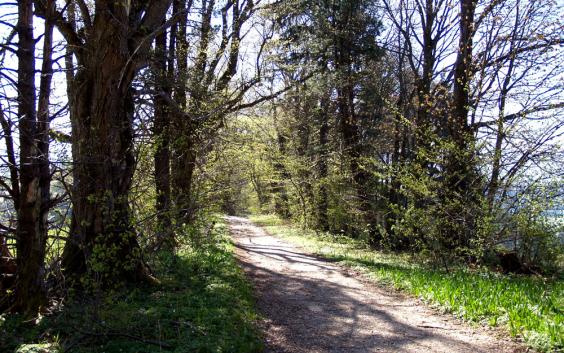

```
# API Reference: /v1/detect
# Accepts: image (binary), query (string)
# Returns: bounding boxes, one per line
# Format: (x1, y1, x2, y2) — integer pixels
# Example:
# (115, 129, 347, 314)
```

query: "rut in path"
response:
(228, 216, 525, 353)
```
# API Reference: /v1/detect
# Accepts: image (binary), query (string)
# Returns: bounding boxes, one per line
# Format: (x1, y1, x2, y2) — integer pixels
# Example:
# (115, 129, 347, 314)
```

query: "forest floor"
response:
(228, 216, 527, 353)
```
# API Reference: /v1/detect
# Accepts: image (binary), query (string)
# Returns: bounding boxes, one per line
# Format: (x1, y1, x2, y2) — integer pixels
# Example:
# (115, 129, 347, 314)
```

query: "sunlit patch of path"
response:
(227, 216, 524, 353)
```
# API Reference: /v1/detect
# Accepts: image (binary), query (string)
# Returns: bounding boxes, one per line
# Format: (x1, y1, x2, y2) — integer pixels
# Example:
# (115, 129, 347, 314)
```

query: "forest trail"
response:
(228, 216, 524, 353)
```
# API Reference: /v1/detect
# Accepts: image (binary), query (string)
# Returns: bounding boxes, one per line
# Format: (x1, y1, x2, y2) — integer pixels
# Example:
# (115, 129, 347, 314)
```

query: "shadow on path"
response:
(228, 216, 521, 353)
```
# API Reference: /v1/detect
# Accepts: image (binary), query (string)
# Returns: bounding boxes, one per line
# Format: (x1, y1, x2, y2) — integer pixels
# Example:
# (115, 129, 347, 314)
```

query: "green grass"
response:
(0, 220, 262, 353)
(250, 214, 564, 352)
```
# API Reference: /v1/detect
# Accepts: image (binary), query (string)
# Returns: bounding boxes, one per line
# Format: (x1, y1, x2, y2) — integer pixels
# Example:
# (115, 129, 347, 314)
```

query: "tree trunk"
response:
(61, 5, 158, 283)
(333, 8, 380, 241)
(64, 1, 76, 130)
(170, 0, 197, 226)
(14, 0, 53, 316)
(172, 139, 197, 224)
(170, 0, 246, 226)
(153, 29, 173, 244)
(443, 0, 479, 249)
(316, 93, 330, 231)
(337, 81, 376, 240)
(450, 0, 476, 154)
(272, 127, 291, 218)
(294, 86, 314, 227)
(487, 11, 519, 210)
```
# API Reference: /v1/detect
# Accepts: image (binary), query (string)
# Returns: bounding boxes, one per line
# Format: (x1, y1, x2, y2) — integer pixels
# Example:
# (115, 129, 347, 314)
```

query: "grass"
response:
(0, 220, 262, 353)
(250, 214, 564, 352)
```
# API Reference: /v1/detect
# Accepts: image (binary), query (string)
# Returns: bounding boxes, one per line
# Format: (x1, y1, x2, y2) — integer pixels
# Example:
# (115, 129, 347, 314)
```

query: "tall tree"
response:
(33, 0, 175, 283)
(152, 23, 174, 247)
(169, 0, 266, 225)
(274, 0, 383, 235)
(12, 0, 55, 315)
(316, 90, 331, 231)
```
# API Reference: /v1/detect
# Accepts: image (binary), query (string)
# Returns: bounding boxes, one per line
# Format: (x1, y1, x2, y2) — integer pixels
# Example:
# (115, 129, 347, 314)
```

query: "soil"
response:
(228, 216, 528, 353)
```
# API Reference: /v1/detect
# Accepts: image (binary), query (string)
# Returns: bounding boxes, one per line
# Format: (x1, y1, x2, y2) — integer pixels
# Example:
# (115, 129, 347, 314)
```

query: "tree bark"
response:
(170, 0, 196, 225)
(451, 0, 476, 151)
(61, 1, 172, 284)
(294, 85, 314, 227)
(62, 38, 139, 282)
(14, 0, 53, 316)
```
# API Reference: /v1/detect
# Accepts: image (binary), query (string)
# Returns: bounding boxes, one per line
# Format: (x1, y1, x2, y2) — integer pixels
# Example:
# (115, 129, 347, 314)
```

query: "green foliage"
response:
(206, 93, 562, 273)
(202, 115, 281, 216)
(0, 221, 262, 353)
(271, 0, 382, 71)
(379, 141, 482, 258)
(482, 193, 564, 275)
(513, 216, 563, 274)
(251, 214, 563, 352)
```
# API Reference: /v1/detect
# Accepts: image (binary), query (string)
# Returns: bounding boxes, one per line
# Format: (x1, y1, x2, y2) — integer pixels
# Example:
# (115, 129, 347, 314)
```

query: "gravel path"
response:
(228, 216, 526, 353)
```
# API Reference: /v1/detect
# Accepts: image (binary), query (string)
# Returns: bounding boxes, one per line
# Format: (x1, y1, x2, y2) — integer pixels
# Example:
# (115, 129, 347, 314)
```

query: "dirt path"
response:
(228, 216, 526, 353)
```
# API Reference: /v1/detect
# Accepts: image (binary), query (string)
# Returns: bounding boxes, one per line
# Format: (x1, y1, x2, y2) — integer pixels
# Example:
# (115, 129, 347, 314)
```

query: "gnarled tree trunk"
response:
(60, 0, 172, 284)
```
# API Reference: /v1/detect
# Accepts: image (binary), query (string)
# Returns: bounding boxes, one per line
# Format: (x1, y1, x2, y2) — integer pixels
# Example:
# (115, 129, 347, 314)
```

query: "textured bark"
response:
(62, 27, 138, 280)
(60, 0, 172, 283)
(171, 139, 197, 224)
(336, 72, 377, 240)
(337, 84, 374, 232)
(414, 1, 438, 156)
(13, 0, 53, 316)
(36, 1, 54, 255)
(170, 0, 196, 225)
(388, 48, 410, 247)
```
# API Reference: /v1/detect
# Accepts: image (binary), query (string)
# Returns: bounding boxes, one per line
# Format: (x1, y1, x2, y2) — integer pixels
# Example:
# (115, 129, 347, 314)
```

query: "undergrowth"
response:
(250, 214, 563, 352)
(0, 220, 262, 353)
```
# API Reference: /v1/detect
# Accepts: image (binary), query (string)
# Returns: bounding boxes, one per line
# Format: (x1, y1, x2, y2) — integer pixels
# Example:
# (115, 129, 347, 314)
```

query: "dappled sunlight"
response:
(229, 217, 523, 353)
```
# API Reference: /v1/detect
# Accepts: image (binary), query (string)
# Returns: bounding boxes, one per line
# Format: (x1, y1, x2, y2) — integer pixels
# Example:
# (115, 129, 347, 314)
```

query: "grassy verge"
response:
(250, 214, 563, 352)
(0, 220, 262, 353)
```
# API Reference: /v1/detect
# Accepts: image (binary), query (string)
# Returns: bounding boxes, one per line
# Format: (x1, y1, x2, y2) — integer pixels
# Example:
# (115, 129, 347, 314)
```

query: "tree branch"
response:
(473, 102, 564, 129)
